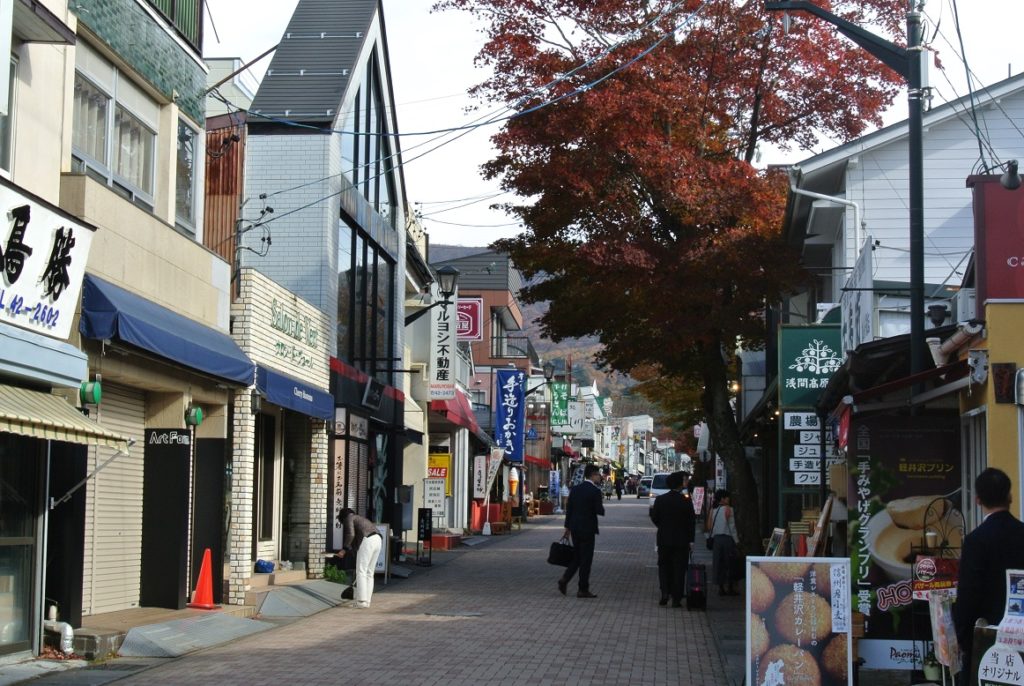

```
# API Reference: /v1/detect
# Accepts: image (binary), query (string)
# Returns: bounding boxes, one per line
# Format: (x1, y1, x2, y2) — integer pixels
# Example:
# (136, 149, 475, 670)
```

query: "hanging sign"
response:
(456, 298, 483, 341)
(429, 283, 456, 400)
(494, 369, 526, 462)
(779, 325, 842, 407)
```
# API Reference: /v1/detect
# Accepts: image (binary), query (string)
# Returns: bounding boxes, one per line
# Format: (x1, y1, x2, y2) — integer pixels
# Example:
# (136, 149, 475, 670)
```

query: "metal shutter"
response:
(82, 384, 145, 615)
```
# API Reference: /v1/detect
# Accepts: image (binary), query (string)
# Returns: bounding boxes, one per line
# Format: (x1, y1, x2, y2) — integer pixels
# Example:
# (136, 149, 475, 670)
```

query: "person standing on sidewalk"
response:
(335, 508, 383, 608)
(614, 478, 623, 501)
(558, 464, 605, 598)
(709, 490, 739, 596)
(650, 471, 695, 607)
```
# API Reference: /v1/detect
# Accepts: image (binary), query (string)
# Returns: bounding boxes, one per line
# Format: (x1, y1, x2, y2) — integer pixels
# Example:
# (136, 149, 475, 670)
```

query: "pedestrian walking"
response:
(650, 471, 695, 607)
(335, 508, 383, 608)
(954, 468, 1024, 675)
(557, 463, 605, 598)
(709, 490, 739, 596)
(614, 478, 623, 501)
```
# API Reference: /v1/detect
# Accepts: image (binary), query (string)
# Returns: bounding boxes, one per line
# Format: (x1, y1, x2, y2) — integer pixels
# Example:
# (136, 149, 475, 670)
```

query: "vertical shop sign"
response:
(494, 369, 526, 463)
(549, 382, 569, 426)
(779, 325, 842, 408)
(473, 455, 486, 498)
(429, 283, 456, 399)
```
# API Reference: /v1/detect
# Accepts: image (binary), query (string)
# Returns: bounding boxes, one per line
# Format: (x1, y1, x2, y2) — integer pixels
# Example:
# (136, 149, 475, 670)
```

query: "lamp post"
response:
(404, 265, 460, 326)
(765, 0, 926, 378)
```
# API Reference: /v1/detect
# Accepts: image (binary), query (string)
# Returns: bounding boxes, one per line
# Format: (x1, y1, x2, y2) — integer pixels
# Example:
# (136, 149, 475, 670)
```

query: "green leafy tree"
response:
(440, 0, 904, 551)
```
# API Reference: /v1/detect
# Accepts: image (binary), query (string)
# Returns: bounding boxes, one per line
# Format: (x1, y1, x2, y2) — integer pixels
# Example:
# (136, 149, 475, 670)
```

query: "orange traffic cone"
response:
(188, 548, 219, 610)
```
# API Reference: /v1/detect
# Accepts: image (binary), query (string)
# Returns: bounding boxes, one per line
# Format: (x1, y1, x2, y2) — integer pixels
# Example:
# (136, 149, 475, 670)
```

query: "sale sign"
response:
(428, 453, 451, 496)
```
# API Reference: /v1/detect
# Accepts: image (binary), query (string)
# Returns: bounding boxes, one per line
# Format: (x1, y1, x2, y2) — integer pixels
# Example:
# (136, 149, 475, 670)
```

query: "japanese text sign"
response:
(0, 181, 95, 340)
(429, 283, 456, 400)
(456, 298, 483, 341)
(550, 382, 569, 426)
(779, 325, 842, 407)
(494, 369, 526, 463)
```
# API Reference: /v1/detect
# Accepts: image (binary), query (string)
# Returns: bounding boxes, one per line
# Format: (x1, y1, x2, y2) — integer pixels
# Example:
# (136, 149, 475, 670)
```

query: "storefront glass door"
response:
(0, 434, 40, 654)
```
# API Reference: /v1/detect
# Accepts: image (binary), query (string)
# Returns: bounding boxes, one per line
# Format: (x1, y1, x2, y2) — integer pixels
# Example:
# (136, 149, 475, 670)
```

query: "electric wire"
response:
(948, 0, 988, 170)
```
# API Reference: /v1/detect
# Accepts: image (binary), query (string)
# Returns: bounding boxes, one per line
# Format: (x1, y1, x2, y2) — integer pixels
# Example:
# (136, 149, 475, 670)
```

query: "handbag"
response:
(706, 508, 720, 550)
(547, 537, 574, 567)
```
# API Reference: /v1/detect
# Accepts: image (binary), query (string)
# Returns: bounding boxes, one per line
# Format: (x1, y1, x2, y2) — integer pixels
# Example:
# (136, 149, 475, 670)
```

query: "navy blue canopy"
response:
(80, 274, 254, 385)
(256, 365, 333, 420)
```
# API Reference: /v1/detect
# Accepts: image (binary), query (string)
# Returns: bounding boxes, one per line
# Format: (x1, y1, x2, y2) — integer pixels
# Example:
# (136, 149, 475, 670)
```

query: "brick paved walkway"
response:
(109, 498, 733, 686)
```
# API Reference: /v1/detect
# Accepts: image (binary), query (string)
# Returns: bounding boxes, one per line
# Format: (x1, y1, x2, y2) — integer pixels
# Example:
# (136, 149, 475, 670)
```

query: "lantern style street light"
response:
(404, 265, 460, 326)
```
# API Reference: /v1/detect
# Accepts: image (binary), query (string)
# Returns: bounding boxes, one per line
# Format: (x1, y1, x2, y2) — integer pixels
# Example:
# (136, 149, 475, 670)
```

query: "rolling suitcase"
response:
(686, 559, 707, 610)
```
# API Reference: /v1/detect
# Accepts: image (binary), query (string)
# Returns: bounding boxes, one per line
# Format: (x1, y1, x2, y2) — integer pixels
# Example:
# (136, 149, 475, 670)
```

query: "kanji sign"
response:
(494, 369, 526, 462)
(456, 298, 483, 341)
(429, 283, 456, 400)
(779, 325, 842, 407)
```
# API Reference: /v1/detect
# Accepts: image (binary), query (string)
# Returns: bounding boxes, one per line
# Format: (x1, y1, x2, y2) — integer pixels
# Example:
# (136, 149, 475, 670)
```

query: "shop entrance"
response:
(0, 434, 40, 654)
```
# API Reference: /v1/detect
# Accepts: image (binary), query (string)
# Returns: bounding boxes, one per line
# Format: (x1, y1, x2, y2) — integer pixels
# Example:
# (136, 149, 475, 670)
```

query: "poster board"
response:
(746, 556, 852, 686)
(374, 523, 388, 574)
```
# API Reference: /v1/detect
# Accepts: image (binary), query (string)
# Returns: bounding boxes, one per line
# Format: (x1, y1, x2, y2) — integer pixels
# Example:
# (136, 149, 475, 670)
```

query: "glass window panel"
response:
(0, 57, 16, 173)
(374, 255, 394, 384)
(72, 73, 109, 165)
(337, 223, 354, 358)
(175, 120, 196, 228)
(113, 105, 154, 194)
(353, 235, 367, 366)
(341, 106, 357, 186)
(352, 89, 361, 189)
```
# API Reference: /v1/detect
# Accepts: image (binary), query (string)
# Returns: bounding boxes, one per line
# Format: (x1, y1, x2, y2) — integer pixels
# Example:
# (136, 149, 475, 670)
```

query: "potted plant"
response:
(922, 650, 942, 681)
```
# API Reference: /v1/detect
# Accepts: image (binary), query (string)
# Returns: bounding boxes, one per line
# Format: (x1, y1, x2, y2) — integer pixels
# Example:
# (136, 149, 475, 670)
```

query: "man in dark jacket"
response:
(954, 468, 1024, 673)
(650, 471, 696, 607)
(558, 464, 605, 598)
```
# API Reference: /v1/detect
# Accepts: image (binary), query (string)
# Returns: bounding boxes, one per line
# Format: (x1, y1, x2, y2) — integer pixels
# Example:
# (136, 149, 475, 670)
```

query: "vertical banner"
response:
(429, 283, 456, 399)
(549, 470, 560, 506)
(847, 414, 962, 670)
(494, 369, 526, 463)
(550, 382, 569, 426)
(473, 455, 486, 499)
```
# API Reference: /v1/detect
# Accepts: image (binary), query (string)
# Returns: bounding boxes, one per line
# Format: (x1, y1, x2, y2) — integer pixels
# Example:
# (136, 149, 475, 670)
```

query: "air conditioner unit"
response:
(954, 288, 976, 322)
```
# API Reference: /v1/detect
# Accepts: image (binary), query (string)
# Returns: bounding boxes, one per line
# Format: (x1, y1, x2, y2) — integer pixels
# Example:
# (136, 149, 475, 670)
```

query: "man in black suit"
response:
(954, 468, 1024, 675)
(650, 471, 696, 607)
(558, 464, 605, 598)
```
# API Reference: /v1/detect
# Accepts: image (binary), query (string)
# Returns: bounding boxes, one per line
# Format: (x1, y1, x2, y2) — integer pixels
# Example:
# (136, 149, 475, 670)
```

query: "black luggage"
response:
(686, 562, 707, 610)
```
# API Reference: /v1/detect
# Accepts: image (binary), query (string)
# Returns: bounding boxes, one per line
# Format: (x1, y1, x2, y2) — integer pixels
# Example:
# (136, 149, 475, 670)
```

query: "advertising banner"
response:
(779, 325, 842, 408)
(550, 382, 569, 426)
(746, 557, 852, 686)
(428, 453, 452, 496)
(429, 283, 456, 400)
(847, 413, 962, 669)
(494, 369, 526, 462)
(456, 298, 483, 341)
(473, 455, 486, 499)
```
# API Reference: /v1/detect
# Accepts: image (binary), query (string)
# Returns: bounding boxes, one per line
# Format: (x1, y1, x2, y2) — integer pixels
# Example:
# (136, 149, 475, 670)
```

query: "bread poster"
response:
(747, 557, 852, 686)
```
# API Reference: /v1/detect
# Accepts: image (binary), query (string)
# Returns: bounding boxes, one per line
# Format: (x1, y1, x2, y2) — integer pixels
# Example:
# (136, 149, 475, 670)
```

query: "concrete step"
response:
(269, 569, 307, 585)
(249, 573, 272, 588)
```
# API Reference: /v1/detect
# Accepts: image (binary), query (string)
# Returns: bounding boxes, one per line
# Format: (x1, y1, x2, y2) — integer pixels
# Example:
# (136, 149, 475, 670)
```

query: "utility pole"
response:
(765, 1, 927, 378)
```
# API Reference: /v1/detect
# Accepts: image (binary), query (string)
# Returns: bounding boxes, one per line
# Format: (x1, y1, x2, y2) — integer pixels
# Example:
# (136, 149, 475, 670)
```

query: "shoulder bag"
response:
(706, 508, 720, 550)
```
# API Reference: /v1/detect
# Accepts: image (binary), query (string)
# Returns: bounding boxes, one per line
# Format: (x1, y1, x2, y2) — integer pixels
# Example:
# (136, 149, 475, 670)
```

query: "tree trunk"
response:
(700, 342, 762, 555)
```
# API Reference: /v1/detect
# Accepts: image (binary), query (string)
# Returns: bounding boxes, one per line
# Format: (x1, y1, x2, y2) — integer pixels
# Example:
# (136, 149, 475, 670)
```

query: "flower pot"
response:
(922, 661, 942, 680)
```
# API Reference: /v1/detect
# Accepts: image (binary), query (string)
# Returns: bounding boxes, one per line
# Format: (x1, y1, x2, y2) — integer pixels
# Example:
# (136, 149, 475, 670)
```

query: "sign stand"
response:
(417, 507, 432, 566)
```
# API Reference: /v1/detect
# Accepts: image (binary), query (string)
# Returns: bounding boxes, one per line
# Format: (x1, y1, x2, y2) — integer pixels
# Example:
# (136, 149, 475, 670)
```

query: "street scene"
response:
(1, 1, 1024, 686)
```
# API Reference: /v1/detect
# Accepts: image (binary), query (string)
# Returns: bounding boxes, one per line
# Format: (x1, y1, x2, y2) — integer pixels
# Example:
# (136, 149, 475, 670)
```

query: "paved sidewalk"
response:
(17, 498, 738, 686)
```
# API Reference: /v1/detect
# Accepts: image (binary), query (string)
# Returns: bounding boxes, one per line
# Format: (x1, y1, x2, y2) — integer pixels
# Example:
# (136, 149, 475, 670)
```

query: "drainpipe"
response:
(928, 321, 985, 366)
(788, 167, 864, 255)
(42, 617, 74, 655)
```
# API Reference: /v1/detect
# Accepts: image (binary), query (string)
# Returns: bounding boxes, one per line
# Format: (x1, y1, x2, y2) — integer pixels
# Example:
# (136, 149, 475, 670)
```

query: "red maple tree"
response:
(439, 0, 905, 550)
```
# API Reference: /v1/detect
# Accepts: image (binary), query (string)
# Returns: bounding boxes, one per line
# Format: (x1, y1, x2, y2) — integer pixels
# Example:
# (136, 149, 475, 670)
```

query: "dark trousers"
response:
(561, 531, 596, 591)
(657, 545, 689, 602)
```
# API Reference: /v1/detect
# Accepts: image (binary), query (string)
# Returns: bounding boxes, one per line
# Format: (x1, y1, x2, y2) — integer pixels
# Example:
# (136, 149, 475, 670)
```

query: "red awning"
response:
(524, 454, 550, 467)
(429, 391, 481, 435)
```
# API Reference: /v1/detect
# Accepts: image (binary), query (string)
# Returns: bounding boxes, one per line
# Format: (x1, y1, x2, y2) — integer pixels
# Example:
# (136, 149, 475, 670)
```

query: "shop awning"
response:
(80, 274, 255, 386)
(429, 392, 481, 435)
(256, 366, 333, 420)
(525, 454, 550, 467)
(0, 385, 129, 450)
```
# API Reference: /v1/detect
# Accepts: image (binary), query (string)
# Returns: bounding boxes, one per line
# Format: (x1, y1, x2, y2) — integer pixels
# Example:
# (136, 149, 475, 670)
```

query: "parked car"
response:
(649, 472, 673, 500)
(637, 477, 653, 498)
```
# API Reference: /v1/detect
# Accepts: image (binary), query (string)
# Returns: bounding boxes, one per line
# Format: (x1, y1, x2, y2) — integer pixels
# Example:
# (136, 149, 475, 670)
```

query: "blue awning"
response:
(80, 274, 254, 386)
(256, 366, 333, 420)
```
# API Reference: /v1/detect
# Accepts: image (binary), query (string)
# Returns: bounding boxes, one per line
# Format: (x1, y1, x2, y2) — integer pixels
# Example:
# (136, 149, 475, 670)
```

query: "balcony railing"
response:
(490, 336, 539, 364)
(147, 0, 202, 49)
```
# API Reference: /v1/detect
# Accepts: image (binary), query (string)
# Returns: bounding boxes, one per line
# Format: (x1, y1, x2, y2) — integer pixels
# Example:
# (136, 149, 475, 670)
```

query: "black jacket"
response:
(650, 489, 696, 548)
(954, 510, 1024, 653)
(564, 480, 605, 535)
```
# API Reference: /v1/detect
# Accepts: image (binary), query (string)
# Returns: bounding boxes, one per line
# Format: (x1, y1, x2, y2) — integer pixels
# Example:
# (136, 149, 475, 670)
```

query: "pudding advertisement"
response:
(847, 413, 962, 670)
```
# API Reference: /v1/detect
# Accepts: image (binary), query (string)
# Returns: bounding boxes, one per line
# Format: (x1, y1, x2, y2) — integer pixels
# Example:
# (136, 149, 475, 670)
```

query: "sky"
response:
(202, 1, 1024, 247)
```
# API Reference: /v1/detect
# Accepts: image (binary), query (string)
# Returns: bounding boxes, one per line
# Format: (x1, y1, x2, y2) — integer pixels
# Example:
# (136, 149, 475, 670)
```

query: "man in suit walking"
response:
(650, 471, 696, 607)
(558, 464, 606, 598)
(954, 468, 1024, 674)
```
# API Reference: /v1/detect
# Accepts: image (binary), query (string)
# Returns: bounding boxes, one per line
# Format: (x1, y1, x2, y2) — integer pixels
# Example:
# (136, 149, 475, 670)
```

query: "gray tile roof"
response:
(249, 0, 378, 124)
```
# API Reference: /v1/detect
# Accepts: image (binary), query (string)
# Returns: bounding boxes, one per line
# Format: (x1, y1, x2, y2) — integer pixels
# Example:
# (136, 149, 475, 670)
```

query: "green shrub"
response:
(323, 565, 349, 585)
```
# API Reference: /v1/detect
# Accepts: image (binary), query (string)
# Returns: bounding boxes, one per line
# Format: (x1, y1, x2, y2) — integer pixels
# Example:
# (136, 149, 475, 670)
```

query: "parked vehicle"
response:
(637, 477, 653, 498)
(649, 472, 673, 499)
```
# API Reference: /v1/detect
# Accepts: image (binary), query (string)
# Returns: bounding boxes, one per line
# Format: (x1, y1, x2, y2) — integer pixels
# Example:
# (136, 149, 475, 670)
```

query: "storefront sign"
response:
(746, 557, 852, 686)
(473, 455, 486, 498)
(429, 283, 456, 400)
(848, 414, 962, 669)
(550, 382, 569, 426)
(417, 508, 432, 541)
(424, 477, 446, 515)
(779, 325, 842, 407)
(997, 570, 1024, 649)
(971, 175, 1024, 305)
(494, 369, 526, 462)
(0, 181, 96, 340)
(692, 487, 705, 515)
(841, 237, 874, 354)
(456, 298, 483, 341)
(978, 643, 1024, 685)
(911, 556, 959, 600)
(348, 413, 368, 441)
(428, 453, 452, 496)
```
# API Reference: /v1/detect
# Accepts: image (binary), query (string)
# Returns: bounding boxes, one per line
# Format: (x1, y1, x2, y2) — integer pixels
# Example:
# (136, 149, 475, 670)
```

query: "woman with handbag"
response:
(709, 490, 739, 596)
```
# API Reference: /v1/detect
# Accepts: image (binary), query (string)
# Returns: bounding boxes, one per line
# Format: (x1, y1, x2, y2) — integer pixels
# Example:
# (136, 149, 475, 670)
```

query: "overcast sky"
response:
(203, 1, 1024, 247)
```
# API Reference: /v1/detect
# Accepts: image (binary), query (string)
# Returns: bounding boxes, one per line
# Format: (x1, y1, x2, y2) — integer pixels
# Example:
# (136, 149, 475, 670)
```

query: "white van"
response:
(649, 472, 673, 499)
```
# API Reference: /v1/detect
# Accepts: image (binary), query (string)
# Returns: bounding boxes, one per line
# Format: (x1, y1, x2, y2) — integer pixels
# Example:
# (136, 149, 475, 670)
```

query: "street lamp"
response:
(526, 361, 557, 396)
(404, 265, 460, 326)
(765, 0, 927, 378)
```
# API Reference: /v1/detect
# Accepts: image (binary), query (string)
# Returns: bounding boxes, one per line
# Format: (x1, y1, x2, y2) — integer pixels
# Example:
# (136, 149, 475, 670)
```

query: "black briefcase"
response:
(547, 538, 574, 567)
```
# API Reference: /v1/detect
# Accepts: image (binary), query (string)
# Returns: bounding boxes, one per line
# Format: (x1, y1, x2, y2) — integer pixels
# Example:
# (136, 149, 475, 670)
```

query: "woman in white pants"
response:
(335, 508, 383, 608)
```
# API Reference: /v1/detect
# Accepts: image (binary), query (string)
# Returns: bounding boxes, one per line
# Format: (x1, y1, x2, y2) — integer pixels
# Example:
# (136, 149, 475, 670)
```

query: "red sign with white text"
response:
(970, 174, 1024, 306)
(457, 298, 483, 341)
